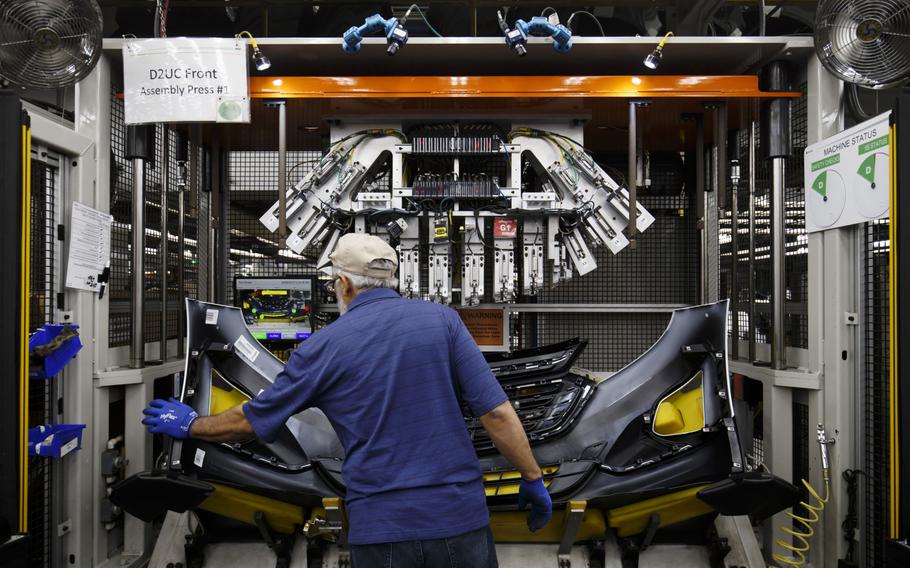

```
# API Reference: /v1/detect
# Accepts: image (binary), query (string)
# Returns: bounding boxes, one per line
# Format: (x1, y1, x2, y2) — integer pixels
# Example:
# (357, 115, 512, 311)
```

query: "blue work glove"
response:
(518, 477, 553, 532)
(142, 397, 198, 439)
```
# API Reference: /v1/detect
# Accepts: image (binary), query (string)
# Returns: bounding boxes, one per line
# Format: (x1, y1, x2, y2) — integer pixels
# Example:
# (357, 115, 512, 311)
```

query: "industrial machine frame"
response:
(15, 34, 892, 568)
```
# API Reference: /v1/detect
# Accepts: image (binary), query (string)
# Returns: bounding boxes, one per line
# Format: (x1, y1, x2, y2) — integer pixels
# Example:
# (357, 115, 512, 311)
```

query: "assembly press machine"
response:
(259, 121, 655, 304)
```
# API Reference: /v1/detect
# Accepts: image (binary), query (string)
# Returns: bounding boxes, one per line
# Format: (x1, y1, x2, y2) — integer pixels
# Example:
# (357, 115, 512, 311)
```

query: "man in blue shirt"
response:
(142, 233, 553, 567)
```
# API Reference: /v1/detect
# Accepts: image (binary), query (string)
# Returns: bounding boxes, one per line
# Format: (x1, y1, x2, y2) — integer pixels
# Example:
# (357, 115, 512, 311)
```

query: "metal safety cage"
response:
(523, 191, 696, 372)
(856, 90, 910, 568)
(109, 87, 211, 352)
(718, 86, 809, 364)
(863, 215, 891, 567)
(27, 151, 62, 568)
(226, 150, 325, 306)
(786, 86, 809, 352)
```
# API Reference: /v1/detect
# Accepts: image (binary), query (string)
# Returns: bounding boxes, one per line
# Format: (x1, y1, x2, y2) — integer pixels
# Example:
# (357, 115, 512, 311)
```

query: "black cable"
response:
(401, 3, 443, 38)
(288, 159, 318, 179)
(847, 83, 875, 121)
(153, 0, 162, 37)
(567, 11, 606, 37)
(745, 2, 781, 36)
(841, 469, 865, 563)
(509, 127, 590, 155)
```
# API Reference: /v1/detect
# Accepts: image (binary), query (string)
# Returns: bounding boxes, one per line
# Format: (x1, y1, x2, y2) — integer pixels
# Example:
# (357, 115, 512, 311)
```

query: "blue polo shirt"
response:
(243, 288, 508, 545)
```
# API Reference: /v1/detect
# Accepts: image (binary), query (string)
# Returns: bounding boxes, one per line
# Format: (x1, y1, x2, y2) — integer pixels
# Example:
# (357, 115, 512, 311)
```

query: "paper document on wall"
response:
(65, 202, 113, 293)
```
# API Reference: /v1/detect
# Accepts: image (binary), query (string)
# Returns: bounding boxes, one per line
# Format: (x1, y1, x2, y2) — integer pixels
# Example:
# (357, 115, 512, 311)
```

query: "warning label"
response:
(458, 309, 505, 347)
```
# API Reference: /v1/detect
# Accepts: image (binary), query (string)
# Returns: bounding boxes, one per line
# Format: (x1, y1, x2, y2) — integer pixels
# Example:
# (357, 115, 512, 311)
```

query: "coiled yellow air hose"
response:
(771, 424, 832, 567)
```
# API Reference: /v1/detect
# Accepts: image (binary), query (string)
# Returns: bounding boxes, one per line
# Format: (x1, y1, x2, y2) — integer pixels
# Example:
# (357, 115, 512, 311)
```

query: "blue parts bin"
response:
(28, 424, 86, 457)
(29, 323, 82, 379)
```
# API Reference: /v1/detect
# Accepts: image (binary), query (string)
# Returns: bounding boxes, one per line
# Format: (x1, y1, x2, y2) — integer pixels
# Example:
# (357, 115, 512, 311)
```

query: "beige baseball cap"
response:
(320, 233, 398, 278)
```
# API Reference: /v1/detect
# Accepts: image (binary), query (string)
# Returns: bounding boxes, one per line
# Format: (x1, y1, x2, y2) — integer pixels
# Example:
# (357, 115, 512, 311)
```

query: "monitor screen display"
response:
(235, 278, 313, 341)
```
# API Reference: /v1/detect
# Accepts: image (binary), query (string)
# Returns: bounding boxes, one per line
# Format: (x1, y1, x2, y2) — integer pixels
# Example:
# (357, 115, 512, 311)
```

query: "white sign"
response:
(804, 111, 892, 233)
(65, 202, 113, 292)
(123, 38, 250, 125)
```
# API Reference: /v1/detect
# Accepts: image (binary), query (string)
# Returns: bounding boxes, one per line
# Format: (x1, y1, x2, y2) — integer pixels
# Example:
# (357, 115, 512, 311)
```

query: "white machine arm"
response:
(259, 132, 403, 254)
(258, 124, 655, 304)
(511, 133, 655, 277)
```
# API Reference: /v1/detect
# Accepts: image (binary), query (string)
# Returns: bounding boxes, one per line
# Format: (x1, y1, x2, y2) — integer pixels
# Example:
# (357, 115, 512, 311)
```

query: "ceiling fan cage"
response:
(815, 0, 910, 89)
(0, 0, 104, 89)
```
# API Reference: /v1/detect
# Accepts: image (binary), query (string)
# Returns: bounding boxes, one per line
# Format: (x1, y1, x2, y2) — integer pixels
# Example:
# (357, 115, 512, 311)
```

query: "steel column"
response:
(176, 129, 189, 358)
(72, 55, 111, 567)
(760, 61, 792, 370)
(771, 157, 786, 369)
(627, 101, 638, 240)
(177, 189, 185, 357)
(731, 130, 741, 361)
(276, 100, 288, 239)
(696, 114, 706, 304)
(126, 124, 154, 369)
(715, 104, 728, 211)
(806, 54, 846, 567)
(208, 222, 217, 301)
(213, 137, 228, 304)
(130, 157, 145, 368)
(159, 133, 169, 362)
(748, 120, 757, 363)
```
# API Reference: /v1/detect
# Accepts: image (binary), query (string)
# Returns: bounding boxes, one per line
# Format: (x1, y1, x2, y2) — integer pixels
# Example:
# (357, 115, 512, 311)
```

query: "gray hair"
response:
(335, 259, 399, 290)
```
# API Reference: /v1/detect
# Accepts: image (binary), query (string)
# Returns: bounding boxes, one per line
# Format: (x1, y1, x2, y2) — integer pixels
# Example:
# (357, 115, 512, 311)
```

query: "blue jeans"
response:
(350, 525, 498, 568)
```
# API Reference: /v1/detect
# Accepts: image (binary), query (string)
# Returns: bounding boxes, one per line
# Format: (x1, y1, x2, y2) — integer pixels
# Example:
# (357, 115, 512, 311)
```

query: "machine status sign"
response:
(122, 38, 250, 125)
(804, 111, 892, 233)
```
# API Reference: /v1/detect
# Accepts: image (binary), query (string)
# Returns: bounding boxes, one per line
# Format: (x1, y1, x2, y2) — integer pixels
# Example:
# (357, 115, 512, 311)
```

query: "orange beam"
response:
(249, 75, 800, 99)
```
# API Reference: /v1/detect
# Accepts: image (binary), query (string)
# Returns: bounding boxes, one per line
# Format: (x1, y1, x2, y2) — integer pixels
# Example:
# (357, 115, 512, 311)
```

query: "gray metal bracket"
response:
(557, 500, 587, 567)
(304, 497, 349, 551)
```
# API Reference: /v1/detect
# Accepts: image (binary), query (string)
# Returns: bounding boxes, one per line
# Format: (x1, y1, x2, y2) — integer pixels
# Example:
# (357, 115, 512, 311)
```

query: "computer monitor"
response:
(234, 277, 314, 341)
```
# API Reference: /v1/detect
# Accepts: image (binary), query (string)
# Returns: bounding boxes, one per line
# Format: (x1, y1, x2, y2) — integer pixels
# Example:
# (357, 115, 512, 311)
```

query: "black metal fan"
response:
(815, 0, 910, 89)
(0, 0, 103, 88)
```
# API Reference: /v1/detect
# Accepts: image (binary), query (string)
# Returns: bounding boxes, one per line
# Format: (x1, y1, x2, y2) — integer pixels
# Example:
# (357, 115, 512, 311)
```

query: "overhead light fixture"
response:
(644, 31, 674, 70)
(237, 31, 271, 71)
(253, 48, 271, 71)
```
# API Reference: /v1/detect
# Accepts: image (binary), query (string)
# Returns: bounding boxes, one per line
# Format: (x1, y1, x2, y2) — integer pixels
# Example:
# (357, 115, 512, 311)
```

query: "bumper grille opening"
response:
(483, 465, 560, 497)
(466, 374, 593, 453)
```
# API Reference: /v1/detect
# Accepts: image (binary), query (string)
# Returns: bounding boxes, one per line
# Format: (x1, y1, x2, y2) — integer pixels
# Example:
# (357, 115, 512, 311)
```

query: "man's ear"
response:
(338, 274, 354, 296)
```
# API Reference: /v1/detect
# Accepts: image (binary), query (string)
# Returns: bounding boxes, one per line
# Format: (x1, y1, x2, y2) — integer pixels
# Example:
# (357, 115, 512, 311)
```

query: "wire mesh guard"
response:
(28, 158, 58, 568)
(109, 89, 208, 347)
(719, 87, 809, 355)
(227, 150, 324, 305)
(863, 218, 890, 568)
